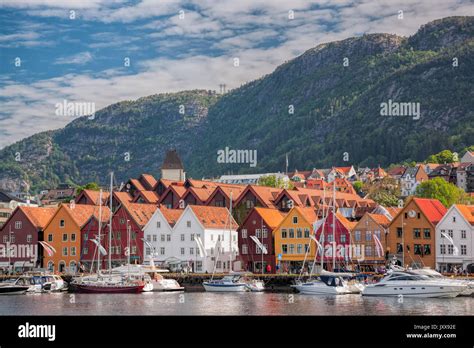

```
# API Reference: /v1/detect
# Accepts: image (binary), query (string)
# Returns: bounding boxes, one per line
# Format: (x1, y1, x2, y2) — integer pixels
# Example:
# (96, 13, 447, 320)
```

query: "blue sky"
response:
(0, 0, 472, 149)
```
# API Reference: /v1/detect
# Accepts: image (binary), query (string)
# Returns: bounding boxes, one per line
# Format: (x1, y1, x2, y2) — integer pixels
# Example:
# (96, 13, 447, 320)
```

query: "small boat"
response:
(245, 279, 265, 292)
(203, 275, 248, 292)
(151, 273, 184, 292)
(321, 270, 365, 294)
(362, 270, 467, 298)
(0, 279, 29, 295)
(73, 280, 144, 294)
(292, 275, 351, 295)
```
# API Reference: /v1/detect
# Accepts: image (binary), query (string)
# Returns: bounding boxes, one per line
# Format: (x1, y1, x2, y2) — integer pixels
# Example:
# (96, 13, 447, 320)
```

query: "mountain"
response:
(0, 16, 473, 193)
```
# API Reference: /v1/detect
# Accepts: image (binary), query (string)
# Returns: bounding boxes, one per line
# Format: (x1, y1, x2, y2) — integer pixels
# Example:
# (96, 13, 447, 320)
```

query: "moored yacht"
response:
(203, 275, 248, 292)
(0, 278, 30, 295)
(362, 271, 467, 298)
(292, 275, 351, 295)
(409, 268, 474, 296)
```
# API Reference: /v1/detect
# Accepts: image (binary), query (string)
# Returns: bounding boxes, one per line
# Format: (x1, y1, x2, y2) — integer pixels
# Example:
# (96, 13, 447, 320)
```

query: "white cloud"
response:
(54, 51, 93, 65)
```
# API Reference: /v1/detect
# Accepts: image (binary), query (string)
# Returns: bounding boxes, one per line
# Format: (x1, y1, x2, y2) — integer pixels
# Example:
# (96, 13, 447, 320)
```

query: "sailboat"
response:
(203, 192, 248, 292)
(292, 184, 352, 295)
(72, 174, 145, 294)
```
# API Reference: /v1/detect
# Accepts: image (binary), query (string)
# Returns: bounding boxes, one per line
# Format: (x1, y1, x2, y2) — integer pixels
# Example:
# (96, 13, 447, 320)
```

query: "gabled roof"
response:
(385, 207, 402, 219)
(113, 191, 133, 205)
(51, 204, 111, 229)
(159, 207, 183, 227)
(183, 186, 215, 203)
(454, 204, 474, 226)
(185, 179, 219, 189)
(75, 189, 110, 205)
(401, 166, 419, 179)
(334, 166, 353, 175)
(0, 190, 25, 203)
(387, 166, 406, 176)
(297, 207, 318, 224)
(159, 185, 187, 204)
(121, 203, 158, 227)
(129, 178, 146, 192)
(251, 207, 287, 229)
(188, 205, 238, 230)
(234, 185, 281, 208)
(20, 206, 57, 229)
(367, 213, 391, 228)
(335, 211, 356, 230)
(206, 185, 246, 204)
(162, 149, 184, 170)
(405, 197, 447, 225)
(133, 190, 160, 204)
(140, 174, 157, 190)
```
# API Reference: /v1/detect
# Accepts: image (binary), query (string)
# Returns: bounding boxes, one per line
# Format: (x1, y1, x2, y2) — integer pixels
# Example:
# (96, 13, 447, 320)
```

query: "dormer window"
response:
(293, 216, 298, 224)
(59, 220, 65, 228)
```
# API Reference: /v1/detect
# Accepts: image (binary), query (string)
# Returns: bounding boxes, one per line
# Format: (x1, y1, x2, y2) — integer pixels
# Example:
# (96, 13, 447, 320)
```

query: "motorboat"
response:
(203, 275, 248, 292)
(362, 271, 467, 298)
(110, 265, 183, 292)
(0, 278, 29, 295)
(245, 279, 265, 292)
(409, 268, 474, 296)
(292, 275, 351, 295)
(321, 270, 365, 294)
(150, 273, 184, 292)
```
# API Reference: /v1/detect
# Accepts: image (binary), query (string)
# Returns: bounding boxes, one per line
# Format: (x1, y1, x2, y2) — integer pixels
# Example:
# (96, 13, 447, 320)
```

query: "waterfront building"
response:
(0, 206, 56, 271)
(351, 212, 392, 271)
(162, 205, 239, 273)
(233, 185, 281, 224)
(79, 207, 111, 271)
(105, 202, 157, 265)
(436, 204, 474, 273)
(238, 207, 286, 273)
(314, 210, 356, 271)
(274, 207, 318, 273)
(387, 197, 446, 269)
(43, 204, 106, 273)
(161, 149, 186, 181)
(142, 207, 183, 266)
(205, 184, 246, 209)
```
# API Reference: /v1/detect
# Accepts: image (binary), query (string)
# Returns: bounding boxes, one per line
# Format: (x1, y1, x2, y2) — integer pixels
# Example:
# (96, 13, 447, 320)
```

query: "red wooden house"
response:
(79, 207, 111, 271)
(238, 207, 286, 273)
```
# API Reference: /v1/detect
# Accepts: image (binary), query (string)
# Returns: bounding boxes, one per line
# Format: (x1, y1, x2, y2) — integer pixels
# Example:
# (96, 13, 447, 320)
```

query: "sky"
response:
(0, 0, 472, 149)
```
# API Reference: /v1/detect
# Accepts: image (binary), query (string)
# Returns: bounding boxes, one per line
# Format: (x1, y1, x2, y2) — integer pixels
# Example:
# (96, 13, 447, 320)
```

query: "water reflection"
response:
(0, 293, 472, 316)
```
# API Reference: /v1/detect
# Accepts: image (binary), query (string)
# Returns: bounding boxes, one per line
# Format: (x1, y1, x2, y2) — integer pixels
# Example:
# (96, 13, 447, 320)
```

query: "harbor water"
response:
(0, 292, 472, 316)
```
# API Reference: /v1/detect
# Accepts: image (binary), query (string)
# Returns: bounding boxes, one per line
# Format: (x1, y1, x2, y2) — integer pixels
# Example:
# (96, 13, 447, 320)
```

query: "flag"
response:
(373, 233, 383, 257)
(441, 232, 459, 256)
(195, 236, 207, 257)
(39, 241, 56, 257)
(309, 235, 323, 255)
(90, 238, 107, 256)
(250, 235, 268, 254)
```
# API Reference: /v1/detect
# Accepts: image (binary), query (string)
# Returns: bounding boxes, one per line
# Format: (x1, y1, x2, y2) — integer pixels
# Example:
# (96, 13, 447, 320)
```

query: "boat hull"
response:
(0, 286, 29, 295)
(203, 283, 247, 292)
(73, 283, 144, 294)
(362, 284, 464, 298)
(292, 283, 350, 295)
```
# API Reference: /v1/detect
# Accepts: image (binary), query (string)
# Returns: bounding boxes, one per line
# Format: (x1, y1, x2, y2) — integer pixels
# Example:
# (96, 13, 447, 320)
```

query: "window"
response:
(116, 246, 121, 254)
(241, 229, 247, 238)
(293, 216, 298, 224)
(440, 244, 446, 254)
(245, 200, 254, 209)
(2, 235, 7, 243)
(304, 228, 310, 238)
(374, 230, 381, 240)
(48, 234, 53, 242)
(365, 246, 372, 256)
(304, 244, 310, 252)
(146, 248, 151, 256)
(157, 221, 161, 228)
(461, 230, 466, 239)
(365, 231, 372, 241)
(10, 235, 15, 243)
(110, 246, 115, 255)
(404, 213, 408, 219)
(396, 243, 403, 253)
(423, 229, 430, 239)
(256, 245, 261, 254)
(187, 221, 191, 228)
(116, 232, 121, 240)
(289, 229, 295, 238)
(297, 244, 303, 254)
(153, 235, 157, 242)
(131, 233, 136, 240)
(413, 228, 421, 239)
(71, 247, 76, 256)
(120, 218, 125, 224)
(255, 229, 261, 238)
(448, 245, 453, 255)
(262, 229, 268, 238)
(452, 216, 456, 223)
(62, 234, 68, 242)
(340, 234, 346, 243)
(147, 235, 151, 241)
(216, 261, 222, 269)
(448, 230, 453, 238)
(181, 248, 185, 255)
(440, 229, 445, 238)
(160, 247, 165, 255)
(62, 247, 68, 256)
(59, 220, 65, 228)
(282, 244, 288, 254)
(327, 234, 333, 242)
(71, 234, 76, 242)
(181, 234, 185, 242)
(26, 234, 32, 243)
(14, 221, 22, 229)
(190, 248, 194, 255)
(131, 246, 137, 254)
(242, 244, 248, 254)
(196, 261, 202, 272)
(289, 244, 295, 254)
(461, 245, 467, 255)
(355, 230, 361, 241)
(83, 233, 88, 241)
(196, 248, 200, 256)
(296, 228, 302, 238)
(167, 234, 171, 242)
(396, 228, 402, 238)
(423, 244, 431, 255)
(211, 247, 214, 255)
(161, 234, 165, 242)
(191, 234, 195, 241)
(84, 247, 88, 254)
(281, 229, 287, 238)
(414, 244, 422, 255)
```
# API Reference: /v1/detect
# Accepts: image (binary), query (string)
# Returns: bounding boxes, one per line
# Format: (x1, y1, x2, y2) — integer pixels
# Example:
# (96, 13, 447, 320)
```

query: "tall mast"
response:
(97, 189, 102, 274)
(109, 172, 113, 273)
(332, 181, 336, 271)
(229, 191, 233, 272)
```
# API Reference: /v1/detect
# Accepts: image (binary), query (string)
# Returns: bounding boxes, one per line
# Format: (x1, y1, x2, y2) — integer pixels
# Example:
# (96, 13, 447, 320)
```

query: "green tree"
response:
(258, 175, 293, 189)
(415, 177, 468, 207)
(77, 182, 100, 194)
(426, 150, 456, 164)
(352, 181, 363, 193)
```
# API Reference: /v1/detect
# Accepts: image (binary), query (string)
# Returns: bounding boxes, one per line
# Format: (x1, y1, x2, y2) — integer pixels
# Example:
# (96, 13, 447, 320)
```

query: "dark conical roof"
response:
(162, 149, 184, 170)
